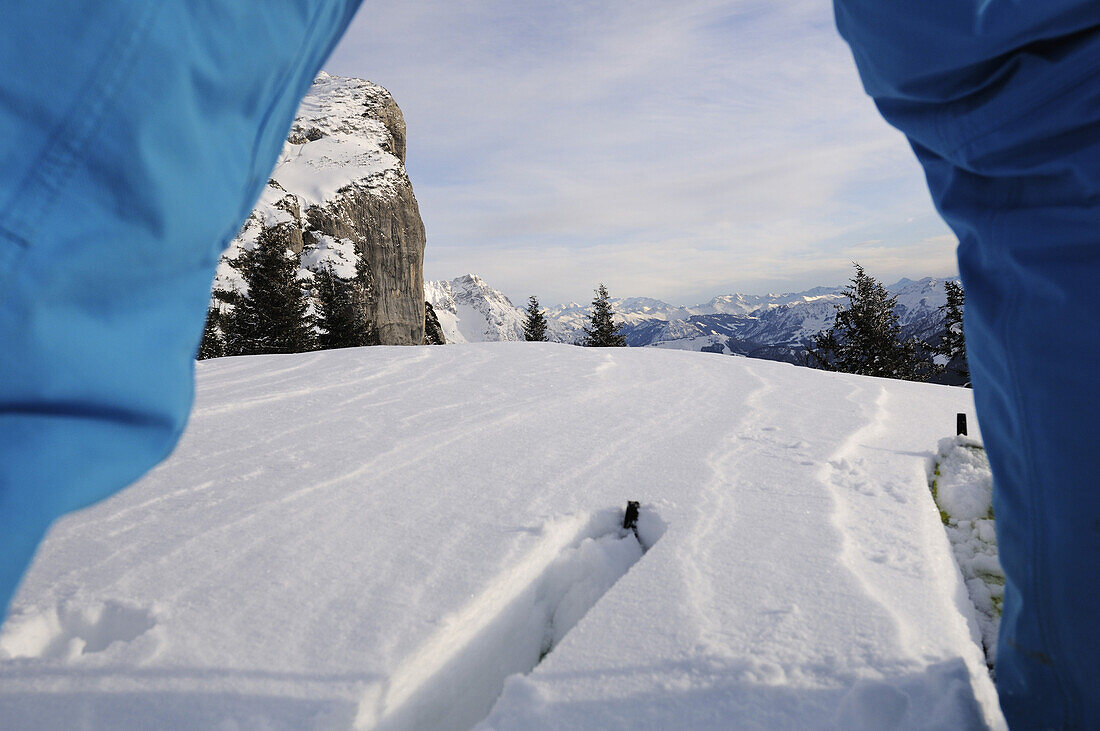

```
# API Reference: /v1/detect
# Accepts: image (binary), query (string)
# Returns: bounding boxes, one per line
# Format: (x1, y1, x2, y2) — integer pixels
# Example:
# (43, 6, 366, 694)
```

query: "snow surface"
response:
(0, 344, 1002, 729)
(931, 437, 1002, 667)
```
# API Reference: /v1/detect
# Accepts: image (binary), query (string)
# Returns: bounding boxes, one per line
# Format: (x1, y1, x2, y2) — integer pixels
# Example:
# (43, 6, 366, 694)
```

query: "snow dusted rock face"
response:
(425, 275, 529, 343)
(213, 72, 426, 345)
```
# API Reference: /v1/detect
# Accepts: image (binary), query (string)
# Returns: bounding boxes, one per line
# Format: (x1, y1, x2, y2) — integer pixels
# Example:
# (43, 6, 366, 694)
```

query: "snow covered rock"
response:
(214, 72, 426, 344)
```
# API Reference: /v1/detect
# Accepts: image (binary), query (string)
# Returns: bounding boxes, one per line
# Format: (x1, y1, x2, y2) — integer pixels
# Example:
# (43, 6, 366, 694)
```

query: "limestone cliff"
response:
(214, 72, 426, 345)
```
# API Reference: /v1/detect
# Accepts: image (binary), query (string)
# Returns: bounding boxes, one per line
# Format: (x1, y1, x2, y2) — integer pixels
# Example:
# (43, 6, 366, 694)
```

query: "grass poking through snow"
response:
(929, 435, 1003, 672)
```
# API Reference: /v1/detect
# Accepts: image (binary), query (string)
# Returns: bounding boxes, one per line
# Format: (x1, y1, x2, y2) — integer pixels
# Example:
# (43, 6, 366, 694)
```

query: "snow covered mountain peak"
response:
(425, 275, 528, 343)
(425, 273, 960, 364)
(273, 74, 408, 207)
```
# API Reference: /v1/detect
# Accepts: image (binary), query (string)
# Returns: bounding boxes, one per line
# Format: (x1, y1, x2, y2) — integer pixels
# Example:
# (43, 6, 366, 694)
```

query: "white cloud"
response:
(327, 0, 954, 304)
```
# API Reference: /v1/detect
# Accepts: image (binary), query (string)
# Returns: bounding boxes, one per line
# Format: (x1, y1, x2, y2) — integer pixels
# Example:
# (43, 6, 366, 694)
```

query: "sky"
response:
(326, 0, 958, 306)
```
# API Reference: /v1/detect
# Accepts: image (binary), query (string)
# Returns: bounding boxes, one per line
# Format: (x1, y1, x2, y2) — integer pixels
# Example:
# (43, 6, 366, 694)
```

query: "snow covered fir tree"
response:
(197, 306, 226, 360)
(218, 227, 316, 356)
(582, 284, 626, 347)
(314, 256, 377, 350)
(424, 301, 447, 345)
(200, 240, 383, 359)
(523, 295, 549, 342)
(936, 280, 969, 383)
(809, 264, 935, 381)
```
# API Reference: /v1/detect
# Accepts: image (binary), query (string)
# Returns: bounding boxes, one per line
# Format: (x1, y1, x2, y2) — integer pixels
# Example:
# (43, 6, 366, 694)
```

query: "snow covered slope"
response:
(0, 345, 1001, 729)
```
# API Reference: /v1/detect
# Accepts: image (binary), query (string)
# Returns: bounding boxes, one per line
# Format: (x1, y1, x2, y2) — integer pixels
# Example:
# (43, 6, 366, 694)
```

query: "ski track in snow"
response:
(0, 343, 1003, 729)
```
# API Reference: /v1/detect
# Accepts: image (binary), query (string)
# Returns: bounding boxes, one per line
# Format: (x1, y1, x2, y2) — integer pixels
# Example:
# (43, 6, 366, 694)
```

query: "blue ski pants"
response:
(835, 2, 1100, 727)
(0, 1, 362, 616)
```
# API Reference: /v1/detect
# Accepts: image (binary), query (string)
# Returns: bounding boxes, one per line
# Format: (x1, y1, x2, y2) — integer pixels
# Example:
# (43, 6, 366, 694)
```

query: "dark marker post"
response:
(623, 501, 640, 539)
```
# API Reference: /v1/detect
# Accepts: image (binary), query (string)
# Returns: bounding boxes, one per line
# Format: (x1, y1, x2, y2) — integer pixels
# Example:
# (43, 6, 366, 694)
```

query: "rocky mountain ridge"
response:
(425, 274, 959, 365)
(424, 275, 529, 344)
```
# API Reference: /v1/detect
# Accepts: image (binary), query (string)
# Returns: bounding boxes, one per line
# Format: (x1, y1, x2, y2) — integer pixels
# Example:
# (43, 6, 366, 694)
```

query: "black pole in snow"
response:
(957, 413, 968, 436)
(623, 501, 640, 539)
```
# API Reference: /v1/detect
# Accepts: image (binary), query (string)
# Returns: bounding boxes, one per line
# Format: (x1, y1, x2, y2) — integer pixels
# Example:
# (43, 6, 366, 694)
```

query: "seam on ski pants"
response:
(0, 4, 162, 264)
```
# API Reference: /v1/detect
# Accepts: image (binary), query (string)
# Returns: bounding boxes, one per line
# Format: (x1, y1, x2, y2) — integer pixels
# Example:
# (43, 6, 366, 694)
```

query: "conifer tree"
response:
(809, 263, 933, 381)
(223, 228, 315, 355)
(424, 301, 446, 345)
(582, 284, 626, 347)
(313, 254, 377, 350)
(314, 263, 358, 350)
(523, 295, 549, 342)
(349, 252, 379, 347)
(197, 306, 225, 360)
(936, 279, 968, 381)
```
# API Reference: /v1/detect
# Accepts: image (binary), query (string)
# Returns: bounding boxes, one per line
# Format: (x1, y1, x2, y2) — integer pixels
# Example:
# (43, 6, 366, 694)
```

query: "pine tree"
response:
(936, 280, 968, 382)
(223, 227, 315, 355)
(314, 263, 358, 350)
(197, 305, 225, 360)
(424, 300, 446, 345)
(313, 254, 377, 350)
(350, 252, 379, 347)
(582, 284, 626, 347)
(810, 263, 933, 381)
(523, 295, 549, 342)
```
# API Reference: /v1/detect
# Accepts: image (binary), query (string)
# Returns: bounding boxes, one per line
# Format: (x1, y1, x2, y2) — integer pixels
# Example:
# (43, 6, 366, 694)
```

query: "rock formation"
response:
(214, 73, 426, 345)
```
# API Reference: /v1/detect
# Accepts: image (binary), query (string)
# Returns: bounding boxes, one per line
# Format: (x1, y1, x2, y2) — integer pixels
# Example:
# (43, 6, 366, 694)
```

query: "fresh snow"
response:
(273, 72, 405, 208)
(931, 437, 1002, 667)
(0, 344, 1002, 729)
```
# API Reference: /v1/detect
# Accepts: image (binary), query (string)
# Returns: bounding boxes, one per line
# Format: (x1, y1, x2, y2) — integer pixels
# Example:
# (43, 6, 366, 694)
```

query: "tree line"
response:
(213, 245, 967, 386)
(806, 263, 966, 384)
(198, 230, 377, 359)
(524, 283, 626, 347)
(523, 267, 968, 383)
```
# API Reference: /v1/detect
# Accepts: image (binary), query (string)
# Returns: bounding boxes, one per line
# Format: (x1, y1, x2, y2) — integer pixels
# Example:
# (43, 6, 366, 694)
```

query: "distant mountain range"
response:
(426, 274, 958, 369)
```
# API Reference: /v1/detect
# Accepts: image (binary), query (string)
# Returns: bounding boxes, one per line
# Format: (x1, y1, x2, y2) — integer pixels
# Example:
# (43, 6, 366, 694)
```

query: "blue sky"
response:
(326, 0, 957, 306)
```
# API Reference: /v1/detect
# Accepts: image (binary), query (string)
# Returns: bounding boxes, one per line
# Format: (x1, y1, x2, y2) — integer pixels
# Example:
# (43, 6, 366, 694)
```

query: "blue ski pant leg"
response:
(834, 2, 1100, 727)
(0, 0, 362, 618)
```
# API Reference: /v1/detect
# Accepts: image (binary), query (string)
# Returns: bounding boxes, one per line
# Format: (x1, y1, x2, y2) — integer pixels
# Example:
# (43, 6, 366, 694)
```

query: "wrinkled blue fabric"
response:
(0, 1, 362, 616)
(835, 2, 1100, 727)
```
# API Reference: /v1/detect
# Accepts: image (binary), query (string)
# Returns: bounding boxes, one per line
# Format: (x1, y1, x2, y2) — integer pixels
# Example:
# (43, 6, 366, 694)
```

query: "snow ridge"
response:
(931, 437, 1002, 668)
